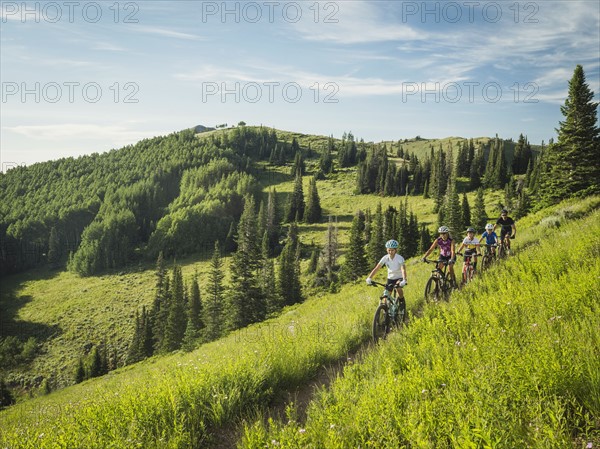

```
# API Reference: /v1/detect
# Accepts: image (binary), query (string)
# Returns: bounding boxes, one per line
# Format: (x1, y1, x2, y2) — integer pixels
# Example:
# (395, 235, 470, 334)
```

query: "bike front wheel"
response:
(424, 277, 441, 302)
(372, 304, 390, 343)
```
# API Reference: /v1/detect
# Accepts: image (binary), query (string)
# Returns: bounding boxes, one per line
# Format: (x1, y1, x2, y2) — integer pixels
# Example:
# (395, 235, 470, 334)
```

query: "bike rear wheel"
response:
(372, 304, 390, 343)
(424, 277, 441, 302)
(482, 255, 492, 270)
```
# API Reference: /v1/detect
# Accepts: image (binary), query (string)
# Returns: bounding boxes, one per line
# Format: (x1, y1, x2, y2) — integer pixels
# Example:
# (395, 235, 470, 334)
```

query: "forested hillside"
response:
(0, 65, 598, 447)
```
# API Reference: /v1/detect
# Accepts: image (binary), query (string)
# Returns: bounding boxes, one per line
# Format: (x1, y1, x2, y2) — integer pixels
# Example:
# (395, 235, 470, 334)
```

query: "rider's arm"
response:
(367, 263, 382, 280)
(401, 264, 407, 282)
(422, 239, 438, 259)
(511, 223, 516, 237)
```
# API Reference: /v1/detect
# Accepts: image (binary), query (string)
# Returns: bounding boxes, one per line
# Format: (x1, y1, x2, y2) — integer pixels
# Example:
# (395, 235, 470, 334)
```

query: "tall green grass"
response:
(241, 199, 600, 448)
(0, 272, 398, 448)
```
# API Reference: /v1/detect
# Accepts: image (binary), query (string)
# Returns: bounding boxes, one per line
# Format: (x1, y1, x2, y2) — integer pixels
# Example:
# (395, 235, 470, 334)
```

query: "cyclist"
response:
(421, 225, 456, 285)
(493, 209, 516, 251)
(366, 239, 407, 302)
(457, 227, 481, 272)
(481, 223, 499, 256)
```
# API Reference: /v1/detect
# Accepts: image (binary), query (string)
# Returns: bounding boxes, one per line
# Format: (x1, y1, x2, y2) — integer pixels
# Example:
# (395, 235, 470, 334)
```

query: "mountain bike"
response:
(423, 259, 457, 302)
(369, 280, 407, 343)
(457, 252, 477, 286)
(481, 244, 498, 270)
(498, 234, 514, 258)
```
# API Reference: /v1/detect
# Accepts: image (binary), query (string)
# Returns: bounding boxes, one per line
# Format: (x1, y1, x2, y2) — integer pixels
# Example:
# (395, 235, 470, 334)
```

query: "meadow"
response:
(1, 196, 598, 448)
(240, 196, 600, 448)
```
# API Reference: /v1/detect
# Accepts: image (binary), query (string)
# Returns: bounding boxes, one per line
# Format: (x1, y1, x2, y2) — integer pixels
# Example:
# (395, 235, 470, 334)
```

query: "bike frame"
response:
(369, 280, 406, 343)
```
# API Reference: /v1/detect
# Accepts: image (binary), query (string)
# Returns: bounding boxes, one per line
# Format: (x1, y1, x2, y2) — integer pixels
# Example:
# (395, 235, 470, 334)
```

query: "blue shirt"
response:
(481, 231, 498, 245)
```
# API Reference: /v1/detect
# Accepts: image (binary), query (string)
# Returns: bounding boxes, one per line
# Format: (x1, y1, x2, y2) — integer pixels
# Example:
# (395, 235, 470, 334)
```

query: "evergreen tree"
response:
(367, 203, 384, 267)
(0, 378, 15, 408)
(204, 241, 224, 341)
(47, 226, 61, 267)
(228, 195, 263, 330)
(74, 359, 86, 384)
(285, 173, 305, 222)
(342, 211, 368, 281)
(504, 180, 515, 211)
(417, 224, 432, 255)
(151, 252, 168, 353)
(538, 65, 600, 205)
(443, 178, 463, 235)
(304, 176, 322, 223)
(189, 273, 203, 332)
(472, 188, 488, 231)
(266, 188, 280, 255)
(277, 223, 302, 306)
(461, 193, 472, 229)
(127, 309, 144, 364)
(259, 230, 280, 315)
(88, 346, 103, 378)
(320, 216, 339, 285)
(163, 265, 186, 352)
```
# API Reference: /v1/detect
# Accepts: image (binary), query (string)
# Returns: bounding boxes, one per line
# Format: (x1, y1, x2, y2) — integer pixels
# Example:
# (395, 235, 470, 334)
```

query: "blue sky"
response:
(1, 0, 599, 168)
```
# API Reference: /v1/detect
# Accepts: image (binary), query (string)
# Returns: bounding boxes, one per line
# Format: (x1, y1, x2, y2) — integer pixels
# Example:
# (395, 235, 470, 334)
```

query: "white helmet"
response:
(485, 223, 494, 231)
(438, 226, 450, 233)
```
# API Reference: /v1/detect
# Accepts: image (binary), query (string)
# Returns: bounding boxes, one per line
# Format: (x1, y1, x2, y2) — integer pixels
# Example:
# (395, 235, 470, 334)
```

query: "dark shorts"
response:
(438, 255, 452, 264)
(385, 278, 403, 291)
(500, 227, 512, 239)
(464, 249, 477, 259)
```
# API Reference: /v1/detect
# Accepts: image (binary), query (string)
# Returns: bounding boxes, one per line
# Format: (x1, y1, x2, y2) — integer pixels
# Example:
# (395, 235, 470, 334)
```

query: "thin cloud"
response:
(133, 25, 206, 41)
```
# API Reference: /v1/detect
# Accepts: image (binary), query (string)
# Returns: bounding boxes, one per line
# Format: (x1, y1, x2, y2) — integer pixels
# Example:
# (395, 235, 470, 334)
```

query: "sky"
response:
(1, 0, 599, 169)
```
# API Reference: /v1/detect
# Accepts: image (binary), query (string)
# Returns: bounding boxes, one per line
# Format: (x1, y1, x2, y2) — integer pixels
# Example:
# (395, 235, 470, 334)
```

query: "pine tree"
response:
(47, 226, 61, 267)
(74, 358, 86, 384)
(342, 211, 368, 281)
(126, 309, 144, 364)
(259, 230, 280, 315)
(538, 65, 600, 205)
(163, 265, 186, 352)
(266, 188, 280, 255)
(189, 273, 203, 332)
(0, 378, 15, 408)
(444, 179, 462, 235)
(367, 203, 384, 267)
(472, 188, 488, 231)
(228, 195, 263, 330)
(320, 216, 339, 285)
(151, 252, 169, 353)
(304, 176, 322, 224)
(204, 241, 224, 342)
(277, 223, 302, 306)
(461, 193, 472, 229)
(285, 173, 305, 222)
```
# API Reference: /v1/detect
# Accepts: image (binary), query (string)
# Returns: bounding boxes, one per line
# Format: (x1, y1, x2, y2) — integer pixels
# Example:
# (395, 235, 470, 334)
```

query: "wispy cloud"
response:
(133, 25, 206, 41)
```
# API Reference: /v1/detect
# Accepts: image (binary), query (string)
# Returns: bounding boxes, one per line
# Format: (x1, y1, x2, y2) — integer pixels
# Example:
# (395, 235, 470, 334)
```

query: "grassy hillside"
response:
(1, 196, 598, 448)
(241, 196, 600, 448)
(0, 163, 505, 394)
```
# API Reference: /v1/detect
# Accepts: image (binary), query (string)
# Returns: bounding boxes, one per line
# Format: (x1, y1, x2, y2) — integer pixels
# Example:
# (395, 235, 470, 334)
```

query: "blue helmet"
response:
(385, 239, 399, 249)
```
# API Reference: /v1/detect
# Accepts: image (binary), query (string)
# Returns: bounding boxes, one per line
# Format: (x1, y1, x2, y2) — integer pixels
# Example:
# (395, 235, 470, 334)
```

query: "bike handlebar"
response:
(422, 258, 450, 265)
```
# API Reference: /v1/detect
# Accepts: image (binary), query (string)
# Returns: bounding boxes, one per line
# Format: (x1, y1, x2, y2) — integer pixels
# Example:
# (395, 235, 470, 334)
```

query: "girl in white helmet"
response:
(366, 239, 407, 301)
(421, 225, 457, 285)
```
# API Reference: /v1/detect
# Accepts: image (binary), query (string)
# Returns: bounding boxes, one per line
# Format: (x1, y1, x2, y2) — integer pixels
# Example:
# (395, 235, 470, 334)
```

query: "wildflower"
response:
(299, 428, 306, 434)
(330, 424, 336, 429)
(586, 443, 592, 449)
(38, 433, 45, 439)
(271, 440, 280, 446)
(421, 389, 428, 394)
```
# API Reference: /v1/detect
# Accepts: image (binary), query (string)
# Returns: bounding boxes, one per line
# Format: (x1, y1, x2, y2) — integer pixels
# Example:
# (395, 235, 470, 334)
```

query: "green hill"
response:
(1, 196, 598, 448)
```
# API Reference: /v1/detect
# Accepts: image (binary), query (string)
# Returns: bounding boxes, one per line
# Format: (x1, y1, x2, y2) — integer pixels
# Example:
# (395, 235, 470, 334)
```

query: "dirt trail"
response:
(209, 343, 372, 449)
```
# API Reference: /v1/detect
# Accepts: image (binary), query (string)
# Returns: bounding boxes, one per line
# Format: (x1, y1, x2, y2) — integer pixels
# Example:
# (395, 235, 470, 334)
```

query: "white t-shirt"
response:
(378, 254, 405, 279)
